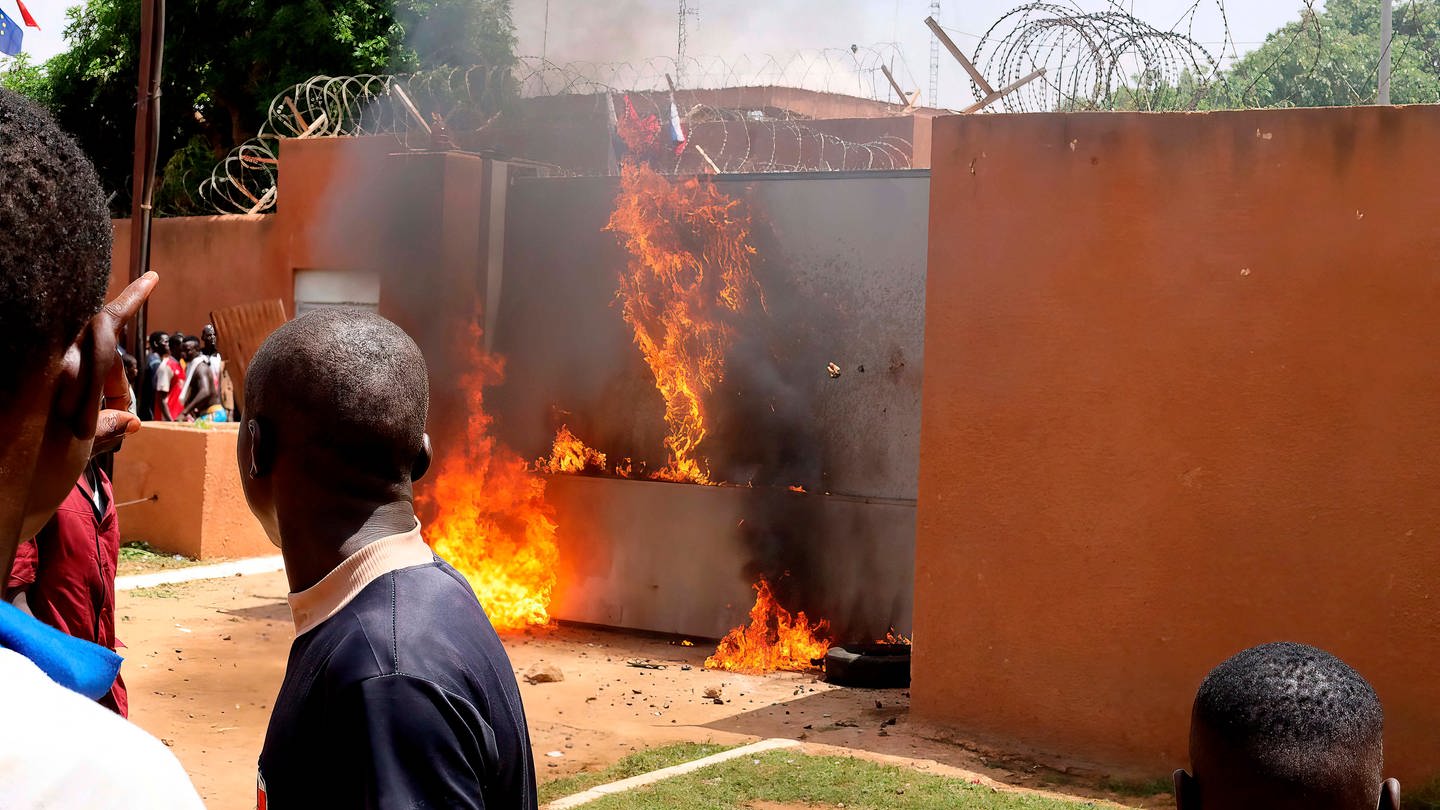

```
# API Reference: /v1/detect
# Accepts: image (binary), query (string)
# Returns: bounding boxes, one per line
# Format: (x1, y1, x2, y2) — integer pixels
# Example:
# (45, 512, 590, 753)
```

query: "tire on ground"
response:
(823, 643, 911, 689)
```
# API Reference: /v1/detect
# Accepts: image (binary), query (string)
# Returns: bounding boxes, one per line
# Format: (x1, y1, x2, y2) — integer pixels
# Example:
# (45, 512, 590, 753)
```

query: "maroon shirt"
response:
(6, 468, 127, 716)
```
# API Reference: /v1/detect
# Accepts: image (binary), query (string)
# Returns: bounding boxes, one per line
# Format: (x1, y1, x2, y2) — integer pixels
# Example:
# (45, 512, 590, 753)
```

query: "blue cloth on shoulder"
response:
(0, 601, 121, 700)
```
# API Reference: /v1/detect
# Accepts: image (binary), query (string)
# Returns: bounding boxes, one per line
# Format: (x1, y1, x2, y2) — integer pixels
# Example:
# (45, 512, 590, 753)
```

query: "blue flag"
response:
(0, 8, 22, 57)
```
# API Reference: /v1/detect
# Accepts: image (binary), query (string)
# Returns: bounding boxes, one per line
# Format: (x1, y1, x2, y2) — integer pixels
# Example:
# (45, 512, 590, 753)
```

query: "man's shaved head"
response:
(246, 310, 429, 482)
(1180, 642, 1391, 810)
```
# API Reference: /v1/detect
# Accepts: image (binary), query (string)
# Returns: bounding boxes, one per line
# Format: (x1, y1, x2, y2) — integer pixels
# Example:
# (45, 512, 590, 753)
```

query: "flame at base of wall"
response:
(422, 323, 560, 632)
(705, 578, 831, 674)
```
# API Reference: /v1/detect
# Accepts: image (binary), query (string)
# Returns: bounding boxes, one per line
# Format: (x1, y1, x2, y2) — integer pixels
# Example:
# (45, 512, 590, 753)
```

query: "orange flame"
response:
(879, 630, 913, 646)
(705, 578, 831, 674)
(606, 162, 759, 485)
(420, 322, 560, 632)
(538, 425, 607, 475)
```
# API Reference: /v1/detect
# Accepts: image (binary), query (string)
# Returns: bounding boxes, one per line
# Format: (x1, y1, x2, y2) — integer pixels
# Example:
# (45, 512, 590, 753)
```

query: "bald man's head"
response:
(245, 310, 429, 483)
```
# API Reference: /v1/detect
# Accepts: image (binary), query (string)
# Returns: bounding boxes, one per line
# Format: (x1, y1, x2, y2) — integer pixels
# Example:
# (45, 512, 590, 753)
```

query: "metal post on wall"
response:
(1379, 0, 1393, 104)
(126, 0, 165, 357)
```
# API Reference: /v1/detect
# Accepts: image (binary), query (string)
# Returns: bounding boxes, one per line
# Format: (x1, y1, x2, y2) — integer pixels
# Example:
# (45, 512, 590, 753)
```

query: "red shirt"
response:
(6, 469, 127, 716)
(154, 356, 184, 420)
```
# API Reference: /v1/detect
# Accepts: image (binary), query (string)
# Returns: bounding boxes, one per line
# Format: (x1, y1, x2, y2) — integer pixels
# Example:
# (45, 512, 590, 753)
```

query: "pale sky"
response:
(7, 0, 1314, 109)
(510, 0, 1313, 107)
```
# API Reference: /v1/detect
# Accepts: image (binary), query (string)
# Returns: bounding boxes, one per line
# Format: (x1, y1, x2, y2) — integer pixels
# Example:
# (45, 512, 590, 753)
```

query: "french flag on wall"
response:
(667, 100, 686, 155)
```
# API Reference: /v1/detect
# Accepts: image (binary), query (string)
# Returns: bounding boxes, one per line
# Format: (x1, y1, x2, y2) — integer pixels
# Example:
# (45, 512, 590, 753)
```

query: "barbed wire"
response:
(200, 68, 513, 213)
(200, 50, 921, 214)
(967, 0, 1348, 112)
(1217, 0, 1324, 109)
(971, 2, 1222, 112)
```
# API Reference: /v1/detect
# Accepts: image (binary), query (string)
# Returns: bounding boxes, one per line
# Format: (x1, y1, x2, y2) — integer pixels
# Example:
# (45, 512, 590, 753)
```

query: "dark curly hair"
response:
(1193, 642, 1384, 797)
(0, 88, 112, 379)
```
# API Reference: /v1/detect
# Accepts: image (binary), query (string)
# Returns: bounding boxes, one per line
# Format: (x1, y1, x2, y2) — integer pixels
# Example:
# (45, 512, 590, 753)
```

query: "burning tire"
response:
(823, 643, 911, 689)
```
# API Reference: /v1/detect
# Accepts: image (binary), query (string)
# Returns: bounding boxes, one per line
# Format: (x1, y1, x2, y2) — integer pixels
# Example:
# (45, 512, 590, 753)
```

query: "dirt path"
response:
(116, 571, 1168, 809)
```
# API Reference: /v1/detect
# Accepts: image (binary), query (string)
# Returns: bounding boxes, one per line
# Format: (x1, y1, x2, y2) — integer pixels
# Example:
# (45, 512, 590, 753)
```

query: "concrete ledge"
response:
(544, 738, 800, 809)
(116, 556, 285, 591)
(112, 422, 273, 559)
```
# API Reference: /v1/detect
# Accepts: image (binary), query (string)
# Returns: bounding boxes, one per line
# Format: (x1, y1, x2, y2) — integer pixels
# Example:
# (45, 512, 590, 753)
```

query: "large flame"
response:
(605, 162, 758, 485)
(421, 323, 560, 631)
(705, 578, 831, 674)
(537, 425, 607, 475)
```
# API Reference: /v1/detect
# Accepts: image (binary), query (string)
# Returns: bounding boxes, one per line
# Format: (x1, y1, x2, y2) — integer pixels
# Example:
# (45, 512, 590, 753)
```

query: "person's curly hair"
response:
(1194, 642, 1384, 794)
(0, 88, 112, 375)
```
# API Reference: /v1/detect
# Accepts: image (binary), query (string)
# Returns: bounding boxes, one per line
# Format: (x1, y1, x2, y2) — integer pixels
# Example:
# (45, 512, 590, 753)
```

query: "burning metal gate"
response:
(486, 170, 929, 641)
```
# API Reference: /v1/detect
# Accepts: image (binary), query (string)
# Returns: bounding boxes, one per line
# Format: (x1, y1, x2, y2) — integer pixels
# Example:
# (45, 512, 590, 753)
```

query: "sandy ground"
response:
(116, 571, 1169, 810)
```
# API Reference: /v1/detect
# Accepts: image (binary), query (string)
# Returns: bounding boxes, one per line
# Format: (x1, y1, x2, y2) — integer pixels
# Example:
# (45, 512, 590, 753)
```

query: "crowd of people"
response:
(134, 324, 231, 424)
(0, 90, 1412, 809)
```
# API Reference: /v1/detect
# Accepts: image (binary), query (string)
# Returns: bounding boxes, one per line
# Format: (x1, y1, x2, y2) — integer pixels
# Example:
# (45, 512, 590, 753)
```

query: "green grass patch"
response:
(539, 742, 734, 805)
(117, 542, 202, 575)
(576, 750, 1114, 810)
(128, 583, 185, 599)
(1406, 778, 1440, 810)
(1098, 776, 1171, 798)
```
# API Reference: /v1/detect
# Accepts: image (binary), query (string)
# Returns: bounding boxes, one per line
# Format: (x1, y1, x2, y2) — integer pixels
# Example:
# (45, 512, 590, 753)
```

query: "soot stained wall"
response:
(497, 171, 929, 639)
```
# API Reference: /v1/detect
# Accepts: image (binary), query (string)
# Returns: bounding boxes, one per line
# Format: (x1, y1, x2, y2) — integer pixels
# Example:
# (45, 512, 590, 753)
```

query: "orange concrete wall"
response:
(110, 216, 289, 337)
(112, 423, 274, 559)
(107, 136, 408, 339)
(914, 107, 1440, 784)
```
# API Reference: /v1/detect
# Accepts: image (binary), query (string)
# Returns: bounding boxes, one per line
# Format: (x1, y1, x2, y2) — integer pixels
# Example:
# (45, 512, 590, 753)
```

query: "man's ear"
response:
(246, 419, 275, 478)
(1173, 769, 1199, 810)
(1379, 778, 1401, 810)
(412, 433, 433, 482)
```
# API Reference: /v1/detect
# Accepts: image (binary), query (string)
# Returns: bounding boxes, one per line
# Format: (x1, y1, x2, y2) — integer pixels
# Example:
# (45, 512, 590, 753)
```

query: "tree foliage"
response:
(1, 53, 52, 107)
(1214, 0, 1440, 108)
(37, 0, 513, 215)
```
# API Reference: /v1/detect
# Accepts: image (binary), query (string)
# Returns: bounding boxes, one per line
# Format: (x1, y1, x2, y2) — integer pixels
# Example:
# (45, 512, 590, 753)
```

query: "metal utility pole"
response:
(126, 0, 164, 357)
(1379, 0, 1393, 104)
(928, 0, 941, 104)
(677, 0, 691, 87)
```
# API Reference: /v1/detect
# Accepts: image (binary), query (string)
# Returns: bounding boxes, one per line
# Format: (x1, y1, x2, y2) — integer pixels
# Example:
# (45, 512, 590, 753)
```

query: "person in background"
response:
(144, 332, 162, 367)
(205, 323, 238, 419)
(0, 86, 203, 807)
(1175, 642, 1400, 810)
(7, 458, 128, 716)
(181, 335, 226, 423)
(168, 332, 186, 372)
(139, 331, 166, 421)
(154, 333, 183, 422)
(241, 310, 536, 809)
(200, 323, 223, 379)
(120, 351, 139, 391)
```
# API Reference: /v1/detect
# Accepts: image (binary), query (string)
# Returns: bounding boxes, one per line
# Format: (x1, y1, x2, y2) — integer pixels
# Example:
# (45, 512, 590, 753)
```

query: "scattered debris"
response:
(826, 362, 842, 378)
(524, 663, 565, 684)
(626, 659, 667, 670)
